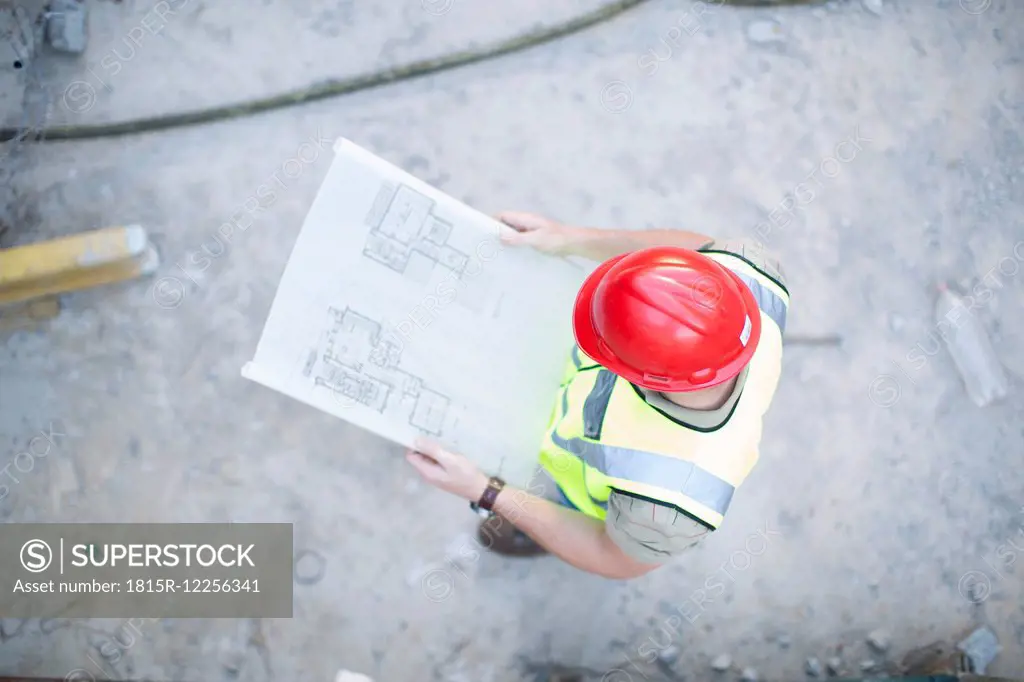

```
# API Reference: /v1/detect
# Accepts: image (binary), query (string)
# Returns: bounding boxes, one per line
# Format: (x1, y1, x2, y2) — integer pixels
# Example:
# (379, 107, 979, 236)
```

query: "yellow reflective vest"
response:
(538, 250, 790, 530)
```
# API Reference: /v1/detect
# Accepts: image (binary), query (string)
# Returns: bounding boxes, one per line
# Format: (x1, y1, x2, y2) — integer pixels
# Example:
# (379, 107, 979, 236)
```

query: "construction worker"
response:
(405, 211, 789, 579)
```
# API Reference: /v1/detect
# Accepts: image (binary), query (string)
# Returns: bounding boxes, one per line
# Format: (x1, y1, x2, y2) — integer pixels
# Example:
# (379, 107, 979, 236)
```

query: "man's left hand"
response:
(405, 438, 490, 502)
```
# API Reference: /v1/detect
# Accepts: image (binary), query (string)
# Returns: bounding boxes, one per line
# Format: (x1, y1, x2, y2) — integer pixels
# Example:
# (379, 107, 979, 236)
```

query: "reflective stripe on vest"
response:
(548, 371, 736, 518)
(732, 272, 787, 334)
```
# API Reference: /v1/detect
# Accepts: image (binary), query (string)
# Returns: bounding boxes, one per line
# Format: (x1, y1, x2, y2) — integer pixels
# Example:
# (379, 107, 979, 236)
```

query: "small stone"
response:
(745, 20, 784, 45)
(45, 0, 89, 54)
(825, 657, 843, 676)
(740, 667, 758, 682)
(867, 629, 890, 653)
(861, 0, 883, 15)
(444, 532, 477, 568)
(405, 560, 430, 587)
(219, 636, 246, 673)
(859, 659, 877, 673)
(805, 657, 823, 677)
(657, 645, 680, 664)
(2, 7, 37, 66)
(958, 626, 1002, 674)
(335, 671, 375, 682)
(887, 313, 905, 333)
(0, 618, 26, 639)
(777, 633, 792, 649)
(711, 654, 732, 672)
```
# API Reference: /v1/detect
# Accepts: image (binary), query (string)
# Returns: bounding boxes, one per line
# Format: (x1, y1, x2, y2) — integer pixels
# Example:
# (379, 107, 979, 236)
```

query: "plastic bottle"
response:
(935, 283, 1009, 407)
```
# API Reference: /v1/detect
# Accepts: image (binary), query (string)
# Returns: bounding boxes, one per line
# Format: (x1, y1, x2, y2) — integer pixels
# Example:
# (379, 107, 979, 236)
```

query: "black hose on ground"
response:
(1, 0, 826, 143)
(1, 0, 648, 143)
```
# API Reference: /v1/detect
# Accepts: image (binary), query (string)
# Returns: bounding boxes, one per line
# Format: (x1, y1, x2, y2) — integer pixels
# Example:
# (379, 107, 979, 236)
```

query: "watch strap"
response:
(477, 476, 505, 512)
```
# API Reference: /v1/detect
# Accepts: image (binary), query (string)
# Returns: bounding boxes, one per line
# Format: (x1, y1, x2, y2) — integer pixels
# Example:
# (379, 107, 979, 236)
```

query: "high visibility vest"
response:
(538, 250, 790, 529)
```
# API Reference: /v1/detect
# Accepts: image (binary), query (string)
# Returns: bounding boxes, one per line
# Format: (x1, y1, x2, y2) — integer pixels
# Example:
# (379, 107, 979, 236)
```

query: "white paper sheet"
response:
(242, 138, 587, 487)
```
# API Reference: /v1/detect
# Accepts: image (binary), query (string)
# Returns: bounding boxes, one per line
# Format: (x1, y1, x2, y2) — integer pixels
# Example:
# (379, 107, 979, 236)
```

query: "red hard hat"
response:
(572, 246, 761, 392)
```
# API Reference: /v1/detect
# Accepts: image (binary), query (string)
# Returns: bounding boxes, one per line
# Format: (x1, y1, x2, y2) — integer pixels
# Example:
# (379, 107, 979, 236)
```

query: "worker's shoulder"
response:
(698, 237, 788, 290)
(605, 490, 710, 563)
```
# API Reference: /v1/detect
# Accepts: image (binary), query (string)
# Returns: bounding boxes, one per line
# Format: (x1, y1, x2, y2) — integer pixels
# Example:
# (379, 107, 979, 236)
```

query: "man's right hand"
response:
(496, 211, 580, 257)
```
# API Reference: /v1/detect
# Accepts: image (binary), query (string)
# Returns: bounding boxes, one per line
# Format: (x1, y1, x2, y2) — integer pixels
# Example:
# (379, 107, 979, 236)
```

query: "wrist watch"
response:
(469, 475, 505, 516)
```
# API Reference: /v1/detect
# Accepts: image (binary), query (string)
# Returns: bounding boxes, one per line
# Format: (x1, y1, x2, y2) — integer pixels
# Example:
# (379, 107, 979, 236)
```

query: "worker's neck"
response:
(662, 376, 737, 411)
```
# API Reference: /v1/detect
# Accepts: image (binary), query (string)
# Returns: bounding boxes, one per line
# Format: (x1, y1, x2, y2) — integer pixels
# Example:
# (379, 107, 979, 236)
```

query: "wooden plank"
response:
(0, 227, 158, 305)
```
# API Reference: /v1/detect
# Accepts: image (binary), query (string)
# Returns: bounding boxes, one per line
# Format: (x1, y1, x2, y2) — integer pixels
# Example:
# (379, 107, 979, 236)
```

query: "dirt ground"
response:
(1, 0, 1022, 680)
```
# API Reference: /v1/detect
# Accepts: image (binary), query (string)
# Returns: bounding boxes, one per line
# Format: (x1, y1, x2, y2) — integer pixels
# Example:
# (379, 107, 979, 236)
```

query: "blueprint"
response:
(242, 138, 587, 486)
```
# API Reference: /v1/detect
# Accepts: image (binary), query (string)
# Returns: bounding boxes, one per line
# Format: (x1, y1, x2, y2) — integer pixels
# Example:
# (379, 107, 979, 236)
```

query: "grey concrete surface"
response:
(1, 0, 620, 127)
(1, 0, 1023, 679)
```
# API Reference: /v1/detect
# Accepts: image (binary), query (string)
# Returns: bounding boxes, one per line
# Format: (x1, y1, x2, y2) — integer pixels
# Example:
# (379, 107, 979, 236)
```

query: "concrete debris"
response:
(957, 626, 1002, 674)
(777, 633, 792, 649)
(861, 0, 883, 15)
(657, 645, 680, 664)
(745, 20, 784, 45)
(935, 286, 1010, 407)
(335, 671, 376, 682)
(711, 654, 732, 672)
(825, 657, 843, 676)
(0, 619, 26, 640)
(45, 0, 88, 54)
(444, 531, 477, 568)
(405, 560, 436, 587)
(805, 657, 823, 677)
(866, 628, 891, 653)
(740, 666, 758, 682)
(1, 5, 38, 68)
(218, 635, 247, 674)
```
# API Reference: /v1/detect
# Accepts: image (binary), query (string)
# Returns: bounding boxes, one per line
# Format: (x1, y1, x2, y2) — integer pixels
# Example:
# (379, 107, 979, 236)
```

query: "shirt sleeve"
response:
(605, 490, 711, 563)
(698, 237, 788, 290)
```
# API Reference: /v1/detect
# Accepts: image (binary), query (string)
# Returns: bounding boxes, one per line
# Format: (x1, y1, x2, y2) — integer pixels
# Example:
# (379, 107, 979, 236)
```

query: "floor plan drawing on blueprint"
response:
(363, 183, 468, 280)
(309, 306, 453, 438)
(242, 138, 587, 486)
(360, 181, 499, 316)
